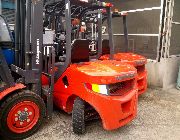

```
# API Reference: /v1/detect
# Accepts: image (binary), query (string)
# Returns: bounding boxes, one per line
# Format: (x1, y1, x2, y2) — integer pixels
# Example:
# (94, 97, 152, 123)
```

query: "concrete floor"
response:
(26, 88, 180, 140)
(1, 88, 180, 140)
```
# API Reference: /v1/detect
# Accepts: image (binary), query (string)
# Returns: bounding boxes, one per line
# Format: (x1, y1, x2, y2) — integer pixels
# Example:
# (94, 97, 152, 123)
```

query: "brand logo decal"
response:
(36, 39, 40, 65)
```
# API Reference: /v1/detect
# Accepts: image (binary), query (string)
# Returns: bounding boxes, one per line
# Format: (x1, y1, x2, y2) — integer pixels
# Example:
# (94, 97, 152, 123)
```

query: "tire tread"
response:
(72, 97, 86, 134)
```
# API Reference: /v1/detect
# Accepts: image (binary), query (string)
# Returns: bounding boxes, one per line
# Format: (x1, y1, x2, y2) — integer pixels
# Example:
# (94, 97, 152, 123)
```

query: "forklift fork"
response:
(42, 46, 55, 119)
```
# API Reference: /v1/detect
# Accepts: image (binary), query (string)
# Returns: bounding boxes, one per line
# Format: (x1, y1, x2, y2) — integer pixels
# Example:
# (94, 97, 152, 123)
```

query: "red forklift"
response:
(44, 0, 138, 134)
(99, 10, 147, 95)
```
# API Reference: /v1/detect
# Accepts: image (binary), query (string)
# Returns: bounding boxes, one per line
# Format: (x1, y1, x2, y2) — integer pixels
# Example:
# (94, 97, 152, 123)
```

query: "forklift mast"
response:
(11, 0, 55, 118)
(102, 11, 129, 52)
(77, 9, 113, 59)
(12, 0, 44, 94)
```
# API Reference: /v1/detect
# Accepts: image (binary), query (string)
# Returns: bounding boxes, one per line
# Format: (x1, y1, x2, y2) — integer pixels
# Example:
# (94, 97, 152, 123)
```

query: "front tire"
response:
(72, 97, 86, 134)
(0, 90, 46, 140)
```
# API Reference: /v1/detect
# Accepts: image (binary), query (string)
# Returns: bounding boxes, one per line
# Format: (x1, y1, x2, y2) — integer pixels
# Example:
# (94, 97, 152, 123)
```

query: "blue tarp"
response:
(2, 1, 15, 10)
(2, 48, 14, 65)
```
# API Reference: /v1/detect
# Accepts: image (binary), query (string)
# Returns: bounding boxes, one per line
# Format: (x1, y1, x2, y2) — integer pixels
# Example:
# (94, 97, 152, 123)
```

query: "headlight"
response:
(79, 0, 89, 3)
(85, 78, 135, 96)
(84, 83, 108, 95)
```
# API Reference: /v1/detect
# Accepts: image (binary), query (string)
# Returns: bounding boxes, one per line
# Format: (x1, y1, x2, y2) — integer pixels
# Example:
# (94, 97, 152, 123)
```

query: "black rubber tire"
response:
(72, 97, 86, 134)
(0, 90, 46, 140)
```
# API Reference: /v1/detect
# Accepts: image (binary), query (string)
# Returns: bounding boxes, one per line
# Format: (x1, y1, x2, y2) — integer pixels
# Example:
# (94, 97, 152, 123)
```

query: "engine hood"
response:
(100, 53, 147, 66)
(70, 60, 137, 83)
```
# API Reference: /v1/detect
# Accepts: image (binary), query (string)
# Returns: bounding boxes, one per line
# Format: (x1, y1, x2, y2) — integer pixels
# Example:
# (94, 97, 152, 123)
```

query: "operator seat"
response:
(71, 39, 90, 63)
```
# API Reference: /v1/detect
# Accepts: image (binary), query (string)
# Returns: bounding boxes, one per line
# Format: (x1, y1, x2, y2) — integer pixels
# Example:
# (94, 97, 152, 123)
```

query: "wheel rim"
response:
(7, 101, 40, 134)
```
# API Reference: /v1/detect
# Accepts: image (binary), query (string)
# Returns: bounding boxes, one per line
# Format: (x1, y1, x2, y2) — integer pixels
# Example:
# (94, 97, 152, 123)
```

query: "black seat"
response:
(102, 39, 110, 55)
(71, 39, 90, 63)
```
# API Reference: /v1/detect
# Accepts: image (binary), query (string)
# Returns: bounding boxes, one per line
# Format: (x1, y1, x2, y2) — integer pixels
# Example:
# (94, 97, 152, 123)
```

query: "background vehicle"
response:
(100, 11, 147, 95)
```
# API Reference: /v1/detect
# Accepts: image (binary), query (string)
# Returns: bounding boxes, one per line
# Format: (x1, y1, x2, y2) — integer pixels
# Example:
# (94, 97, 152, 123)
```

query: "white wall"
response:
(147, 57, 180, 89)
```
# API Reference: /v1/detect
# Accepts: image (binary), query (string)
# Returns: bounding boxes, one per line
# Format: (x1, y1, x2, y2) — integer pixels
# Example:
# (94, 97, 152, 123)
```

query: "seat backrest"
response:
(71, 39, 90, 63)
(102, 39, 110, 55)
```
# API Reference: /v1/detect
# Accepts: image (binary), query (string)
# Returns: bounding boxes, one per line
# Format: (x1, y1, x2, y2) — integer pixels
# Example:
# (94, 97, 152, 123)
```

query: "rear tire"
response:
(72, 97, 86, 134)
(0, 90, 46, 140)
